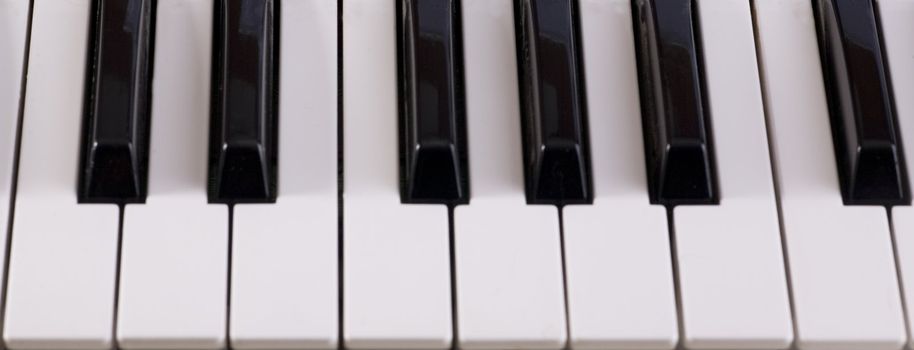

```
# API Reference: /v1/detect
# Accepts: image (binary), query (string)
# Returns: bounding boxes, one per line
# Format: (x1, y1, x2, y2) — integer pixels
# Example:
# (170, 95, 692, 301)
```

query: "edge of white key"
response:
(671, 0, 794, 348)
(564, 199, 677, 350)
(563, 0, 678, 348)
(116, 0, 228, 348)
(117, 199, 228, 350)
(0, 2, 28, 343)
(454, 200, 566, 350)
(877, 0, 914, 348)
(455, 0, 568, 347)
(230, 0, 339, 348)
(3, 0, 120, 348)
(342, 197, 451, 350)
(342, 0, 452, 348)
(780, 200, 905, 350)
(753, 0, 907, 348)
(674, 200, 793, 350)
(231, 198, 338, 350)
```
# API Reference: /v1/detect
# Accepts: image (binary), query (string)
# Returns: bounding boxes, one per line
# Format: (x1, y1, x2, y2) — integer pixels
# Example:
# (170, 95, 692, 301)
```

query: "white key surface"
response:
(754, 1, 907, 349)
(0, 3, 28, 328)
(671, 0, 794, 348)
(455, 0, 566, 348)
(229, 1, 339, 349)
(562, 0, 677, 348)
(342, 0, 452, 348)
(4, 1, 121, 348)
(878, 0, 914, 348)
(117, 0, 228, 348)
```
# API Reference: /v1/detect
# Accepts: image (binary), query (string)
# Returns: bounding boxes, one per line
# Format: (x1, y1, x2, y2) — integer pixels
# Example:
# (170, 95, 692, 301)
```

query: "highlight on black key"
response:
(812, 0, 910, 206)
(632, 0, 719, 206)
(513, 0, 593, 205)
(79, 0, 155, 204)
(397, 0, 470, 205)
(208, 0, 279, 204)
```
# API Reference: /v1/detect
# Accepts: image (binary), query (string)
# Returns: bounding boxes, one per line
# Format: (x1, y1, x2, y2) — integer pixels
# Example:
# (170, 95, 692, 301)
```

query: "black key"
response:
(209, 0, 278, 203)
(813, 0, 910, 205)
(79, 0, 154, 203)
(513, 0, 592, 205)
(632, 0, 718, 205)
(398, 0, 469, 204)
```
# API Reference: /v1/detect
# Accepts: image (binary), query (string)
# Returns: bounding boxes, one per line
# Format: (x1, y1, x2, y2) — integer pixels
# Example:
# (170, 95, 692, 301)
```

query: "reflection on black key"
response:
(79, 0, 154, 203)
(514, 0, 591, 205)
(813, 0, 910, 205)
(209, 0, 278, 203)
(398, 0, 469, 204)
(632, 0, 718, 205)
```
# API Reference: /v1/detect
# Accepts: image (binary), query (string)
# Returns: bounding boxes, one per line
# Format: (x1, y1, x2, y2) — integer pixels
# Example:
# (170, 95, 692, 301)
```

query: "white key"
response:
(3, 1, 121, 348)
(878, 0, 914, 348)
(0, 1, 28, 300)
(342, 0, 451, 348)
(670, 1, 794, 348)
(230, 0, 339, 348)
(117, 1, 228, 348)
(0, 1, 28, 344)
(754, 1, 907, 349)
(562, 0, 677, 349)
(455, 0, 566, 348)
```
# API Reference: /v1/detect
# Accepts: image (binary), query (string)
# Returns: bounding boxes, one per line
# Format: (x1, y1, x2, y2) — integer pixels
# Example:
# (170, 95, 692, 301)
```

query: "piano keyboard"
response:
(0, 0, 911, 349)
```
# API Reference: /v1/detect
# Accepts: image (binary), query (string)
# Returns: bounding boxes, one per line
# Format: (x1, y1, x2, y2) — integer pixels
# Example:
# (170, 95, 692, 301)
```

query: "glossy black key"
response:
(632, 0, 718, 205)
(813, 0, 909, 205)
(513, 0, 591, 205)
(209, 0, 278, 203)
(398, 0, 469, 204)
(79, 0, 154, 203)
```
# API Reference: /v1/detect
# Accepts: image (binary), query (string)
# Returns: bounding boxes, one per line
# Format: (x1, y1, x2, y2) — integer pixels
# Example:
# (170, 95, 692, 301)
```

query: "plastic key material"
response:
(209, 0, 278, 203)
(671, 0, 794, 347)
(632, 0, 718, 205)
(812, 0, 909, 205)
(754, 1, 907, 348)
(514, 0, 592, 205)
(398, 0, 469, 204)
(875, 0, 914, 347)
(230, 0, 339, 348)
(117, 0, 229, 347)
(79, 0, 154, 203)
(454, 0, 567, 347)
(344, 0, 453, 347)
(563, 0, 678, 347)
(0, 2, 27, 345)
(4, 0, 121, 347)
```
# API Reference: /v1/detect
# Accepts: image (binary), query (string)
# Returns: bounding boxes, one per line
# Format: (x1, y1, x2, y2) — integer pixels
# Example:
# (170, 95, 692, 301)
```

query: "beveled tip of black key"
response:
(209, 141, 275, 203)
(527, 140, 591, 205)
(80, 142, 144, 203)
(404, 140, 466, 204)
(655, 141, 718, 205)
(844, 143, 910, 205)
